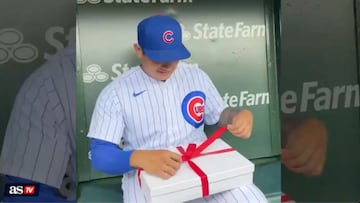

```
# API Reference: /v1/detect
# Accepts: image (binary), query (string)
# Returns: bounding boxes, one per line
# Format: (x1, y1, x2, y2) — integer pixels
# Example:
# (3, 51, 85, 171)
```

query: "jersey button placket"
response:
(162, 84, 172, 146)
(162, 84, 168, 121)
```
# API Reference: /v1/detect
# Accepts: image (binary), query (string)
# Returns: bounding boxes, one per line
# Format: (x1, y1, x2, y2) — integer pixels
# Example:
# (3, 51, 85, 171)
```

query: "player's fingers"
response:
(229, 125, 248, 137)
(228, 123, 243, 134)
(166, 158, 181, 171)
(238, 120, 248, 130)
(227, 124, 236, 131)
(286, 142, 317, 169)
(168, 151, 182, 163)
(307, 162, 324, 177)
(236, 124, 247, 134)
(287, 161, 311, 175)
(286, 131, 312, 154)
(281, 145, 302, 160)
(162, 165, 177, 177)
(281, 154, 304, 173)
(241, 126, 252, 138)
(303, 147, 325, 176)
(281, 149, 295, 160)
(285, 148, 312, 170)
(158, 171, 172, 180)
(293, 147, 314, 168)
(236, 128, 247, 138)
(281, 149, 300, 169)
(281, 158, 292, 171)
(241, 125, 252, 135)
(232, 118, 248, 130)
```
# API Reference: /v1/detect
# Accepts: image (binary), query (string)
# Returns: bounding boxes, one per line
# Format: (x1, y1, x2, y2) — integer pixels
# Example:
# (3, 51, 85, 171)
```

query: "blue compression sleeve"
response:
(90, 138, 135, 175)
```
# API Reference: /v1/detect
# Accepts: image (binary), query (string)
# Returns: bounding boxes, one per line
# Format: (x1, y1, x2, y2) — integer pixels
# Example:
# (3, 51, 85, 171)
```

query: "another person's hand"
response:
(227, 109, 253, 139)
(282, 118, 328, 176)
(130, 150, 181, 179)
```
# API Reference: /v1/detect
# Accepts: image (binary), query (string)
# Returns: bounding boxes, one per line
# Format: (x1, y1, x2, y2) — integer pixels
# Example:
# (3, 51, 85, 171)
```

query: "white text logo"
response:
(83, 64, 110, 83)
(82, 63, 131, 83)
(222, 81, 360, 113)
(282, 81, 359, 113)
(181, 22, 265, 41)
(224, 91, 269, 107)
(0, 26, 74, 64)
(44, 26, 75, 60)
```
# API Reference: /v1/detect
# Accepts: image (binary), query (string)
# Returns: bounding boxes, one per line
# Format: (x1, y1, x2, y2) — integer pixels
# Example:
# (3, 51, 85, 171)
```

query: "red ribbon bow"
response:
(176, 126, 234, 197)
(138, 126, 234, 197)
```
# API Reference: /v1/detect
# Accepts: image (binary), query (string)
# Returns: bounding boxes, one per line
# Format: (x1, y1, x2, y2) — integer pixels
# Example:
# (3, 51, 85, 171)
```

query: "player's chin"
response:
(155, 72, 172, 80)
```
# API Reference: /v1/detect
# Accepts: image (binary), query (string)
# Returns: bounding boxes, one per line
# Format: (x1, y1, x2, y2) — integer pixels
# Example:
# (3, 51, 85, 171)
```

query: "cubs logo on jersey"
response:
(181, 91, 206, 128)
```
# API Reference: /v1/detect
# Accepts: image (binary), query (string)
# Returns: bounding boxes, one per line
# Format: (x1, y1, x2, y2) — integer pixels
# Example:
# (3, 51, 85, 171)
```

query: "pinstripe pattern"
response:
(0, 41, 76, 199)
(87, 61, 267, 203)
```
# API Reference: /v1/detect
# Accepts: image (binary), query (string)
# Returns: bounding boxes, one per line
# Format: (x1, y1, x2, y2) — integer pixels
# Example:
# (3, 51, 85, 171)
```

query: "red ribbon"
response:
(137, 126, 234, 197)
(281, 194, 293, 202)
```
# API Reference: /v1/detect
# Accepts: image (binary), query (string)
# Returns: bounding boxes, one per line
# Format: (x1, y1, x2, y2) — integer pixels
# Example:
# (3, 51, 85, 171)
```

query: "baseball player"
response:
(0, 38, 76, 202)
(87, 15, 267, 203)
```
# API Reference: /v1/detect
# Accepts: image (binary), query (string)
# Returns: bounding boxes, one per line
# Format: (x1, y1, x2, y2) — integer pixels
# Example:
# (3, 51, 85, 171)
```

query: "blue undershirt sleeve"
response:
(90, 138, 136, 175)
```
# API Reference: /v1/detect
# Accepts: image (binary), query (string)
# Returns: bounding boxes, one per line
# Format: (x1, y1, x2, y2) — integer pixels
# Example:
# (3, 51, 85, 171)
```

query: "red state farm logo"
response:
(182, 91, 206, 128)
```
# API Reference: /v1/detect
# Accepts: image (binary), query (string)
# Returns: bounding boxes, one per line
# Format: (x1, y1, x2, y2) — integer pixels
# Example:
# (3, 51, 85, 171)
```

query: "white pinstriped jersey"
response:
(0, 40, 76, 199)
(88, 61, 226, 148)
(87, 61, 267, 203)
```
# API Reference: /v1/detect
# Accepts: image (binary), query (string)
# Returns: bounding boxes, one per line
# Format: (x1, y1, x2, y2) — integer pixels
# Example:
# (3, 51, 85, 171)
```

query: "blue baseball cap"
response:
(137, 15, 191, 63)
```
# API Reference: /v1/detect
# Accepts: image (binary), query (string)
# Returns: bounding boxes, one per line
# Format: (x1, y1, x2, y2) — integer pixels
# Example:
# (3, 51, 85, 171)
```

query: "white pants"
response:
(122, 174, 268, 203)
(186, 184, 268, 203)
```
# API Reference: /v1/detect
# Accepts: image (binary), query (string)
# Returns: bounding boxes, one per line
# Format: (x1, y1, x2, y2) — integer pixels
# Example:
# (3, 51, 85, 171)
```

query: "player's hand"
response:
(227, 109, 253, 139)
(281, 118, 328, 176)
(130, 150, 182, 179)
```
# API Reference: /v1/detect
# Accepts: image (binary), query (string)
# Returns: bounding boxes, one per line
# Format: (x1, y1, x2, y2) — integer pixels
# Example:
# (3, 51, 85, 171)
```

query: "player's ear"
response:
(133, 43, 144, 59)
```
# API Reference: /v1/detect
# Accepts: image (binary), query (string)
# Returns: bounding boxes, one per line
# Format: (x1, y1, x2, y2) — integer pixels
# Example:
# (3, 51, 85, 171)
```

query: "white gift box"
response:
(139, 139, 255, 203)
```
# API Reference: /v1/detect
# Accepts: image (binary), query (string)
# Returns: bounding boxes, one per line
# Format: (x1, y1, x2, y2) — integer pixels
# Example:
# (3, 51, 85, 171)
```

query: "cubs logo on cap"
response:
(181, 91, 206, 128)
(163, 30, 174, 44)
(137, 15, 191, 62)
